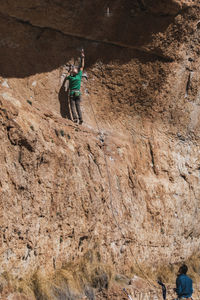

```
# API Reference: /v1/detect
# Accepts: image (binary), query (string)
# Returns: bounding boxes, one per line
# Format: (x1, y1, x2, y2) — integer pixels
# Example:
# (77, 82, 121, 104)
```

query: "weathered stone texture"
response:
(0, 0, 200, 299)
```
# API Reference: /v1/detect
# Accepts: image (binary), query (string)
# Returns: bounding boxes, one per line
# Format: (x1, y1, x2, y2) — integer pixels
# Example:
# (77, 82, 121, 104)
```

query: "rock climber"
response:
(66, 49, 85, 124)
(175, 264, 193, 299)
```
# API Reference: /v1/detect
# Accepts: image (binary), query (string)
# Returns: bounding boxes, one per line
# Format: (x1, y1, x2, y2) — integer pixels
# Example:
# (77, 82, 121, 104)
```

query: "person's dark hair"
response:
(179, 264, 188, 274)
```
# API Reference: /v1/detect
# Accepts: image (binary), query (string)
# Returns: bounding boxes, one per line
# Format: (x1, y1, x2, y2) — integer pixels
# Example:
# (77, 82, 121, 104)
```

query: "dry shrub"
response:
(130, 252, 200, 284)
(3, 251, 200, 299)
(26, 249, 113, 300)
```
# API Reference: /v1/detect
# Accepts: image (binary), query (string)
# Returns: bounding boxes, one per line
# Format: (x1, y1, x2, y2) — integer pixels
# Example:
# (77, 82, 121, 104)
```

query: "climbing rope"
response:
(87, 95, 125, 234)
(87, 95, 126, 238)
(87, 94, 159, 290)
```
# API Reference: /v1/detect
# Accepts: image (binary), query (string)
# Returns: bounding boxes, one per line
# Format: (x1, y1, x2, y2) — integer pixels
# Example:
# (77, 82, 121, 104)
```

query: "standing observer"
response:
(175, 264, 193, 299)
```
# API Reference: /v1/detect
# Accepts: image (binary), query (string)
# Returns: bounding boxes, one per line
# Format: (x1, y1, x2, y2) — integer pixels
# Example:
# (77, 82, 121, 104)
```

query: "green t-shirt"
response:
(67, 70, 82, 95)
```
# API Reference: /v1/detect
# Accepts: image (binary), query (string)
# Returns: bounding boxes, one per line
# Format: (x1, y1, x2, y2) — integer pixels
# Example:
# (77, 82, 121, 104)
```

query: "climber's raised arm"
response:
(66, 65, 72, 78)
(80, 49, 85, 71)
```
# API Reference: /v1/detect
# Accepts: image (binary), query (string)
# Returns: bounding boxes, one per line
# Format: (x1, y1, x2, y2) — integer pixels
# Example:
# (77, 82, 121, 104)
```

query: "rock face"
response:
(0, 0, 200, 299)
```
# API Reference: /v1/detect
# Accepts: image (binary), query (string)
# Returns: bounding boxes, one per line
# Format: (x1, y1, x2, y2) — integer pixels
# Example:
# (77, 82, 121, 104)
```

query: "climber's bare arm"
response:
(80, 50, 85, 71)
(62, 64, 72, 78)
(65, 65, 72, 77)
(66, 70, 71, 77)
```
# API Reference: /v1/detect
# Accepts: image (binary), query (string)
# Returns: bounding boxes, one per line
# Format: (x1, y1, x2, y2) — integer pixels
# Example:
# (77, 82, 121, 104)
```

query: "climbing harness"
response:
(72, 90, 81, 97)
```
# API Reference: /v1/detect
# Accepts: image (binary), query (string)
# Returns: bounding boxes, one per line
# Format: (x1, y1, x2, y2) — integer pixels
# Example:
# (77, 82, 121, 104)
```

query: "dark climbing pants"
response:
(70, 94, 83, 122)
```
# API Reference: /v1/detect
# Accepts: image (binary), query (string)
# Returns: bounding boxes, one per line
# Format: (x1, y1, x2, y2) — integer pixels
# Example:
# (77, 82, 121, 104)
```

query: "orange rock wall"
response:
(0, 0, 200, 297)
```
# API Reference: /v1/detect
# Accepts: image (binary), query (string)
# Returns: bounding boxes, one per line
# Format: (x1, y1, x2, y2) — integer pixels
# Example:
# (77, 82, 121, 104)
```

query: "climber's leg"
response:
(70, 95, 78, 122)
(75, 96, 83, 124)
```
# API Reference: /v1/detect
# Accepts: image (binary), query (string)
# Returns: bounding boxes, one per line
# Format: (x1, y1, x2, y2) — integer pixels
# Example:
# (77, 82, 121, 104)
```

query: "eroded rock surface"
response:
(0, 0, 200, 299)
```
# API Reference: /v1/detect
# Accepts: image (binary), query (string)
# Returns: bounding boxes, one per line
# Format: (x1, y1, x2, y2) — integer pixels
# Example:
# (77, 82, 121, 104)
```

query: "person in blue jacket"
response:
(175, 264, 193, 299)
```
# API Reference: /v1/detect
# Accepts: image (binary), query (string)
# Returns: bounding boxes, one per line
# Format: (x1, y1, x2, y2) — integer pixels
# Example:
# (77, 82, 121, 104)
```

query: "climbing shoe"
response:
(79, 119, 83, 125)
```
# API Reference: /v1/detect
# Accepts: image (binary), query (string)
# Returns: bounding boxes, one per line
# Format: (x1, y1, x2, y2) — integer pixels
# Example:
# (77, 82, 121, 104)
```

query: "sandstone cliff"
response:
(0, 0, 200, 299)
